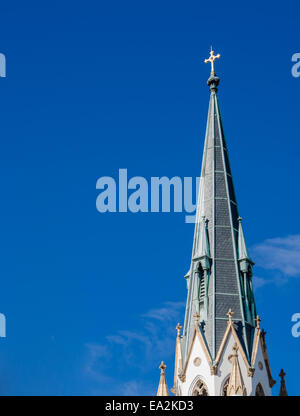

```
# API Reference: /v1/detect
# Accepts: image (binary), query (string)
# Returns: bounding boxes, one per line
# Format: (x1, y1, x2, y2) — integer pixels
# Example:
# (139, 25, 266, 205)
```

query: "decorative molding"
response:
(193, 357, 202, 367)
(176, 324, 212, 383)
(260, 330, 276, 388)
(226, 344, 247, 396)
(214, 316, 251, 375)
(172, 322, 183, 395)
(251, 327, 261, 365)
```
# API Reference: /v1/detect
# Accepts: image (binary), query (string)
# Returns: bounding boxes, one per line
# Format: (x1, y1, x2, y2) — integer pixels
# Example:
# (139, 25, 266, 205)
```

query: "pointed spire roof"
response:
(156, 361, 169, 396)
(238, 217, 253, 262)
(279, 369, 288, 396)
(182, 49, 256, 363)
(171, 323, 183, 394)
(227, 344, 246, 396)
(193, 216, 210, 262)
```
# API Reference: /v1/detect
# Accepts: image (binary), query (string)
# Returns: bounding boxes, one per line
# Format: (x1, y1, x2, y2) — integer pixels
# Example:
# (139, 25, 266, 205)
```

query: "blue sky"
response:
(0, 0, 299, 395)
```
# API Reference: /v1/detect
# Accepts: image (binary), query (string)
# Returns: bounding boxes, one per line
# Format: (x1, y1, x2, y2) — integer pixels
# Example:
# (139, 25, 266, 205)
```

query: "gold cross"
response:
(204, 47, 221, 75)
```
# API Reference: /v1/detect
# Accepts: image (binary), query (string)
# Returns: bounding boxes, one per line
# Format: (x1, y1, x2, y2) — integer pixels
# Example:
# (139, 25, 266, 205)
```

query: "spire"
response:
(238, 217, 253, 272)
(156, 361, 169, 396)
(193, 216, 211, 269)
(237, 217, 251, 261)
(182, 49, 255, 363)
(171, 323, 183, 394)
(279, 369, 288, 396)
(226, 344, 246, 396)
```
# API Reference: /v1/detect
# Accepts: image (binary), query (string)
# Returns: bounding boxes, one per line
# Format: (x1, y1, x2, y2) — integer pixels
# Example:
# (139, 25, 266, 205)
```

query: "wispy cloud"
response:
(120, 380, 154, 396)
(83, 300, 185, 395)
(252, 276, 270, 289)
(84, 343, 113, 383)
(252, 234, 300, 285)
(142, 301, 185, 321)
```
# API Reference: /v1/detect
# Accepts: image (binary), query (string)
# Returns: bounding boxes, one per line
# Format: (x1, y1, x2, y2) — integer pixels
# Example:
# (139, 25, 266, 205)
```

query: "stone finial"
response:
(227, 309, 234, 323)
(159, 361, 166, 373)
(255, 315, 261, 329)
(176, 323, 182, 337)
(157, 361, 169, 396)
(279, 369, 286, 379)
(279, 369, 288, 396)
(227, 343, 246, 396)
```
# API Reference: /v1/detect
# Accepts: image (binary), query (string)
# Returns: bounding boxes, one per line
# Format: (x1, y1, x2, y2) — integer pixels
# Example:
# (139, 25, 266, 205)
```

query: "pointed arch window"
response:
(255, 383, 265, 396)
(192, 379, 209, 396)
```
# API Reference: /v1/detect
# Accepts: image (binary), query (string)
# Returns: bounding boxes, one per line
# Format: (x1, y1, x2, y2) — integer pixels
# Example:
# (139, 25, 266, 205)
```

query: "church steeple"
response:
(169, 49, 275, 396)
(182, 48, 254, 362)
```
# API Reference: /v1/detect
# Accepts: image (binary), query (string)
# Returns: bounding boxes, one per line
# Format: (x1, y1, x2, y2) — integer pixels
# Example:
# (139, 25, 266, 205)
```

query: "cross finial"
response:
(255, 315, 262, 329)
(227, 308, 234, 322)
(279, 368, 288, 396)
(204, 48, 221, 75)
(176, 322, 182, 337)
(159, 361, 166, 374)
(279, 369, 286, 380)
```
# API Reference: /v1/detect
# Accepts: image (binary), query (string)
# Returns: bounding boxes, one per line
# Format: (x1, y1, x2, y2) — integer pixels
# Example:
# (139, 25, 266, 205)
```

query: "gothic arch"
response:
(255, 383, 265, 396)
(190, 376, 209, 396)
